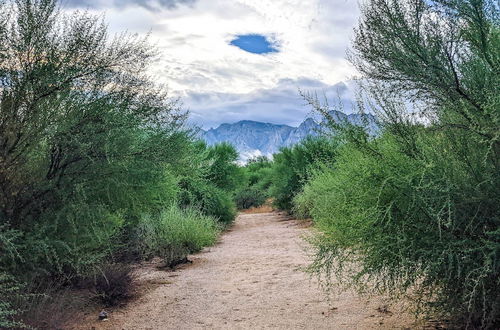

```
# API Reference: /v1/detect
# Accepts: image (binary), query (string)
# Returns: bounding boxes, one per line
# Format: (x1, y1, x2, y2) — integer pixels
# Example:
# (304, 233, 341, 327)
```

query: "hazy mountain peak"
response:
(201, 111, 378, 163)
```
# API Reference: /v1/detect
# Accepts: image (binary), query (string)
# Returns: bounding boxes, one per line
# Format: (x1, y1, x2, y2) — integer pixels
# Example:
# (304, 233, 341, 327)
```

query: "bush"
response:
(2, 273, 89, 329)
(300, 131, 500, 326)
(0, 1, 236, 325)
(0, 0, 192, 282)
(234, 186, 267, 210)
(300, 0, 500, 327)
(245, 156, 273, 190)
(0, 273, 26, 329)
(91, 264, 135, 306)
(204, 142, 245, 192)
(268, 137, 338, 211)
(179, 177, 237, 225)
(134, 206, 220, 266)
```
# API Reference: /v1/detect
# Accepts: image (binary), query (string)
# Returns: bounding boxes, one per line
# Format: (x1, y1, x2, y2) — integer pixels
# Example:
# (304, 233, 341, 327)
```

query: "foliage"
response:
(134, 206, 220, 265)
(0, 0, 237, 325)
(204, 142, 245, 193)
(298, 0, 500, 327)
(176, 141, 240, 225)
(91, 264, 135, 306)
(233, 156, 272, 210)
(299, 129, 500, 327)
(245, 156, 273, 192)
(234, 186, 267, 210)
(268, 137, 338, 211)
(0, 0, 191, 280)
(178, 176, 237, 225)
(0, 273, 26, 328)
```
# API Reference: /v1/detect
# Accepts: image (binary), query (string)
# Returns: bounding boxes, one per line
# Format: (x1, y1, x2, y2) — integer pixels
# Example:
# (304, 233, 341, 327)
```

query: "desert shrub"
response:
(234, 186, 267, 210)
(171, 141, 240, 225)
(301, 0, 500, 327)
(204, 142, 245, 193)
(268, 137, 338, 211)
(91, 264, 135, 306)
(252, 167, 273, 193)
(300, 130, 500, 326)
(232, 156, 271, 210)
(0, 273, 26, 328)
(0, 0, 193, 282)
(178, 176, 237, 225)
(292, 183, 317, 220)
(1, 270, 77, 328)
(134, 206, 220, 265)
(0, 0, 236, 325)
(245, 156, 273, 192)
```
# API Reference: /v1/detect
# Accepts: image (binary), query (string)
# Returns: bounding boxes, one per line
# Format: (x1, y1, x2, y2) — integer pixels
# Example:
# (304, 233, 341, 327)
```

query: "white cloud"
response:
(186, 79, 358, 129)
(64, 0, 361, 127)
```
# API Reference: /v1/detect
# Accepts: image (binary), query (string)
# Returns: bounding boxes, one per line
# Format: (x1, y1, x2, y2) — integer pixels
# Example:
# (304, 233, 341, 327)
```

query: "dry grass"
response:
(240, 199, 275, 214)
(240, 204, 274, 214)
(16, 285, 92, 329)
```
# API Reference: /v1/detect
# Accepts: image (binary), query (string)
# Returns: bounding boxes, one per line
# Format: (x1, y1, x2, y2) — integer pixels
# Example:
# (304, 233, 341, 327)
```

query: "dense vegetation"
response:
(234, 156, 272, 210)
(267, 137, 338, 211)
(233, 137, 338, 212)
(254, 0, 500, 328)
(0, 1, 242, 327)
(1, 0, 498, 328)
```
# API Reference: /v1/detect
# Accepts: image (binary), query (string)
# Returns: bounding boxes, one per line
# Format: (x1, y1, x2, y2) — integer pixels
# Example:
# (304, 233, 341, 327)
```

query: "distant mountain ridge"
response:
(201, 111, 378, 162)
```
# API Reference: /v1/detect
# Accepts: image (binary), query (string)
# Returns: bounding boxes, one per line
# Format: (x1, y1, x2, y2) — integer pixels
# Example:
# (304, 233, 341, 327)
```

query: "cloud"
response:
(60, 0, 361, 127)
(145, 0, 360, 93)
(61, 0, 196, 11)
(186, 79, 359, 129)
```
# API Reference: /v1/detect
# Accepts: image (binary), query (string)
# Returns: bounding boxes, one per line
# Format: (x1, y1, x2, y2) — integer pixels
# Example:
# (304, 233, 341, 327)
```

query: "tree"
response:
(0, 0, 189, 278)
(350, 0, 499, 145)
(302, 0, 499, 327)
(204, 142, 243, 192)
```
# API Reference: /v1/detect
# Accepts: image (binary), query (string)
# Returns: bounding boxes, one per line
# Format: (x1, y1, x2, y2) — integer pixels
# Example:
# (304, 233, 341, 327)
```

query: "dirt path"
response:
(77, 212, 416, 329)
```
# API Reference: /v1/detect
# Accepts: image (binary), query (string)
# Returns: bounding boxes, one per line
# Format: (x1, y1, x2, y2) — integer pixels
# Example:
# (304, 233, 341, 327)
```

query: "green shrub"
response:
(179, 177, 237, 225)
(135, 206, 220, 265)
(236, 156, 273, 210)
(0, 273, 26, 329)
(204, 142, 245, 192)
(0, 1, 237, 325)
(269, 137, 338, 211)
(299, 0, 499, 327)
(234, 186, 267, 210)
(0, 0, 193, 281)
(292, 184, 316, 219)
(245, 156, 273, 189)
(299, 131, 500, 326)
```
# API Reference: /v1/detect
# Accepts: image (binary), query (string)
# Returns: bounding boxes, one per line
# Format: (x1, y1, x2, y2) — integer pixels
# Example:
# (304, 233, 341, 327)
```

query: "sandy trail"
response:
(78, 212, 415, 329)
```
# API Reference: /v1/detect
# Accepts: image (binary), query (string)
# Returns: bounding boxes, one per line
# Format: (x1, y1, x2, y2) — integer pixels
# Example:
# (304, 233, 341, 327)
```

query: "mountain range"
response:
(201, 111, 378, 162)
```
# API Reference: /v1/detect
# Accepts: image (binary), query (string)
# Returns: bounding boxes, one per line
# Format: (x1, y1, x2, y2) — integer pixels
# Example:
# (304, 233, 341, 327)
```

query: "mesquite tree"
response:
(0, 0, 186, 277)
(303, 0, 499, 327)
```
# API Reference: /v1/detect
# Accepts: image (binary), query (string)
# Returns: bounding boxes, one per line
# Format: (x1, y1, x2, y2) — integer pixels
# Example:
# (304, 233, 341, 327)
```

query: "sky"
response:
(61, 0, 361, 129)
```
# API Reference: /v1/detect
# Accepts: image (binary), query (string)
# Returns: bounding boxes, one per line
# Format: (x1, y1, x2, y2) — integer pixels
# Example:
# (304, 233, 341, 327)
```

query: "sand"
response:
(74, 212, 417, 330)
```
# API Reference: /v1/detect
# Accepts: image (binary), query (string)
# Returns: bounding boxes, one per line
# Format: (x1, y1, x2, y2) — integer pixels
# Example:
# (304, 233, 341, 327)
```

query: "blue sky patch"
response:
(230, 34, 278, 54)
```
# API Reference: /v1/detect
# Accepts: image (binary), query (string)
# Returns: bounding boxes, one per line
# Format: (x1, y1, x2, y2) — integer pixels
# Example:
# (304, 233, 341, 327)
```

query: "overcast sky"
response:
(62, 0, 361, 128)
